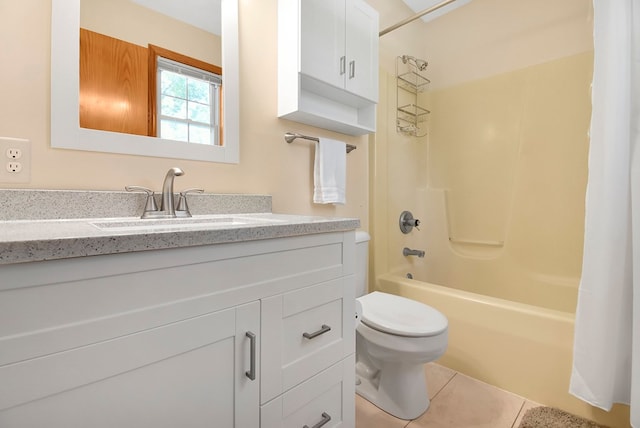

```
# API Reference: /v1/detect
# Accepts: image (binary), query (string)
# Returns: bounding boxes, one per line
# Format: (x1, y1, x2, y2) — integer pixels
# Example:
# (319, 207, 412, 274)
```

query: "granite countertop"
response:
(0, 190, 360, 265)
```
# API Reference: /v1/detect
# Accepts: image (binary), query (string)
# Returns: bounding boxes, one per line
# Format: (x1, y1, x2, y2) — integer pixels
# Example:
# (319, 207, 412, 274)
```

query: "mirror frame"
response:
(51, 0, 239, 163)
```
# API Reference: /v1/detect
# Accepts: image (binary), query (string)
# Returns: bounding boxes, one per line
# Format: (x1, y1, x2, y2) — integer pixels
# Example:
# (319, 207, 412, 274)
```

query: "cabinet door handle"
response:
(245, 331, 256, 381)
(349, 60, 355, 79)
(303, 412, 332, 428)
(340, 56, 346, 75)
(302, 324, 331, 339)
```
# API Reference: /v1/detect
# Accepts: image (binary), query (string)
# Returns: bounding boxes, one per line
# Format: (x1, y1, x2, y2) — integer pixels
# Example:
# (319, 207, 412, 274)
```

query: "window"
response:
(156, 57, 222, 145)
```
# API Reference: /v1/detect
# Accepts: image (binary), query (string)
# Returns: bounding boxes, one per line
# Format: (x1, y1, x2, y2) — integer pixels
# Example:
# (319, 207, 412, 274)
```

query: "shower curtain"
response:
(570, 1, 639, 426)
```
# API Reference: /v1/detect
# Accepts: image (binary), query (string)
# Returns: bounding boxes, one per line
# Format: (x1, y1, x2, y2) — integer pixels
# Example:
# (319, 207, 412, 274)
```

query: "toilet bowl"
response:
(354, 232, 448, 420)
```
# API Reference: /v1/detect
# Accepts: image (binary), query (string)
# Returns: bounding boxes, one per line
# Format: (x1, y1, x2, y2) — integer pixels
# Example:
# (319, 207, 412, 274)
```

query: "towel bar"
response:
(285, 132, 356, 153)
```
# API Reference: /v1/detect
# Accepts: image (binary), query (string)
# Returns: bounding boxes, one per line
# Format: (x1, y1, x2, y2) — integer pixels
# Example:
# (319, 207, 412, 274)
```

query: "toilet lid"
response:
(358, 291, 448, 337)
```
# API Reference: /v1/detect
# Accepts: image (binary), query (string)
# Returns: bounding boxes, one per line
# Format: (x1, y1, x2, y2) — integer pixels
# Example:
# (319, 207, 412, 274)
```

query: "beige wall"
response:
(81, 0, 221, 66)
(0, 0, 369, 229)
(369, 0, 593, 90)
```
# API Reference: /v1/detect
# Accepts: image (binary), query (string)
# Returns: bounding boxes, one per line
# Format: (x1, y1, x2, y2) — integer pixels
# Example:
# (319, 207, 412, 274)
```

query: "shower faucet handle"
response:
(399, 211, 421, 234)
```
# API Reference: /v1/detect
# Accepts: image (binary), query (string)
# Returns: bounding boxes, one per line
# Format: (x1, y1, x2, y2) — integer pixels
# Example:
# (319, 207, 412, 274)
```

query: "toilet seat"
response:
(358, 291, 448, 337)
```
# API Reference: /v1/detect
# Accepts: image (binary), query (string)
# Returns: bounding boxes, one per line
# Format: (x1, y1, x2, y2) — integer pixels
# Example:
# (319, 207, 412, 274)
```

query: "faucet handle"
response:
(125, 186, 159, 214)
(399, 211, 421, 234)
(176, 188, 204, 217)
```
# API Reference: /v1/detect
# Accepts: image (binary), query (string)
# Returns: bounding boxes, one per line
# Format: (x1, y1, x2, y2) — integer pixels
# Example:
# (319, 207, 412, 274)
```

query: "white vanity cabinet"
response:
(0, 231, 355, 428)
(278, 0, 379, 135)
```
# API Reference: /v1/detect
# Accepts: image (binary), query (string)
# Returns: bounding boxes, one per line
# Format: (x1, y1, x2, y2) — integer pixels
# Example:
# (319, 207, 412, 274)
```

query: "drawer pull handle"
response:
(303, 412, 331, 428)
(245, 331, 256, 381)
(302, 324, 331, 340)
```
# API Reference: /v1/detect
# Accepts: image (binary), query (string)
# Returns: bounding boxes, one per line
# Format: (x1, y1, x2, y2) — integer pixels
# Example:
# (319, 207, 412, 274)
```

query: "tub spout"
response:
(403, 247, 425, 258)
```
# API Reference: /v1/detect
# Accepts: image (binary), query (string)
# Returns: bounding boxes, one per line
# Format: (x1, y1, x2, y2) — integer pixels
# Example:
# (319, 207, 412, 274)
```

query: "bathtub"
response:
(375, 272, 631, 427)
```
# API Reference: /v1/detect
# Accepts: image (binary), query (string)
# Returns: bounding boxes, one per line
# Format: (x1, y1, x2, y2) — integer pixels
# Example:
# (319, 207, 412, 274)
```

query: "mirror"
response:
(51, 0, 239, 163)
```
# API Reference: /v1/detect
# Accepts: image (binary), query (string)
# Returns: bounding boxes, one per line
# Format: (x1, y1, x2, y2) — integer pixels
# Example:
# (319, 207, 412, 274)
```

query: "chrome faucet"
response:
(159, 167, 184, 217)
(403, 247, 425, 258)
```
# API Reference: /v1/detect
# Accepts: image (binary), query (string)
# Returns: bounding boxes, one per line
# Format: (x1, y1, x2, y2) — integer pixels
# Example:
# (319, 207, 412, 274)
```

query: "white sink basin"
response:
(91, 215, 283, 232)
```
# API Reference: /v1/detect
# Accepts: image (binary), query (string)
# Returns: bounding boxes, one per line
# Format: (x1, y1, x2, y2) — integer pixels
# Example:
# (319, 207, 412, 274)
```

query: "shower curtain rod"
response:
(379, 0, 458, 37)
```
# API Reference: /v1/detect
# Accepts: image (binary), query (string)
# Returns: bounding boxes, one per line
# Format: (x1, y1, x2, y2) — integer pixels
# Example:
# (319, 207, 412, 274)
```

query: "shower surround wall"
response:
(374, 51, 593, 310)
(370, 52, 631, 426)
(426, 52, 593, 312)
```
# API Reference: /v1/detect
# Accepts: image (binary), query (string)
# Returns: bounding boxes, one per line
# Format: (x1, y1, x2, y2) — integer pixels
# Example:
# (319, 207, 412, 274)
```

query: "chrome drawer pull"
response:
(245, 331, 256, 380)
(302, 324, 331, 339)
(303, 412, 331, 428)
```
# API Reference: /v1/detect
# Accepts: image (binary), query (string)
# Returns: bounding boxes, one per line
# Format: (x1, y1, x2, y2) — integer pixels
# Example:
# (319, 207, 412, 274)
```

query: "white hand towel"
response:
(313, 138, 346, 205)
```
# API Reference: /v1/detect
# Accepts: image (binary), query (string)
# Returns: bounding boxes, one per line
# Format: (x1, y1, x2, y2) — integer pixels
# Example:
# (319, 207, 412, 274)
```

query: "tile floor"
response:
(356, 363, 540, 428)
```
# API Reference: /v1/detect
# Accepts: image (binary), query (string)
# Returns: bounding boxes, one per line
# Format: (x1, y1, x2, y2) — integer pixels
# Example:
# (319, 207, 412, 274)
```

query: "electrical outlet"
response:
(6, 148, 22, 159)
(6, 162, 22, 173)
(0, 137, 30, 183)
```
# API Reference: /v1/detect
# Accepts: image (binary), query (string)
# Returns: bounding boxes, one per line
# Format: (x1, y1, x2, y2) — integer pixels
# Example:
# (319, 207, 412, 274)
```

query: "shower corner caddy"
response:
(396, 56, 430, 137)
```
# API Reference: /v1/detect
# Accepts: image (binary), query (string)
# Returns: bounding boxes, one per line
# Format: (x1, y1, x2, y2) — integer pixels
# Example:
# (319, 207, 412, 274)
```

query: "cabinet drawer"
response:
(282, 289, 343, 364)
(261, 277, 355, 404)
(260, 354, 355, 428)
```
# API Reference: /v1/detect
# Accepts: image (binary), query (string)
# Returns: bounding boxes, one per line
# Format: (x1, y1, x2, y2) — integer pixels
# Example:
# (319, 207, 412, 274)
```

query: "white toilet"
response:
(354, 231, 448, 420)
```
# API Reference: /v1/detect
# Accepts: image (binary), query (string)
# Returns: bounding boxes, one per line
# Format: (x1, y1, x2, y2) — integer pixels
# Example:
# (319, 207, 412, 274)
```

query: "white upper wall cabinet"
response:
(300, 0, 346, 90)
(278, 0, 379, 136)
(344, 0, 379, 99)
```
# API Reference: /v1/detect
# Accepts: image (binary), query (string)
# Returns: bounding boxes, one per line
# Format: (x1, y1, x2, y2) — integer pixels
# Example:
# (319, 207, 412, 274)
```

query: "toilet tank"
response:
(355, 231, 371, 297)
